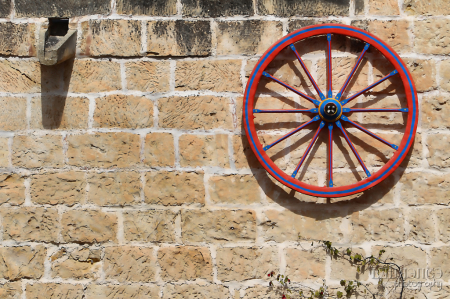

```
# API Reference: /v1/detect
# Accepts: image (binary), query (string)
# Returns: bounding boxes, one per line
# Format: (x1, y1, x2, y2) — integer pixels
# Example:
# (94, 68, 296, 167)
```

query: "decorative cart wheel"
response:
(243, 24, 418, 198)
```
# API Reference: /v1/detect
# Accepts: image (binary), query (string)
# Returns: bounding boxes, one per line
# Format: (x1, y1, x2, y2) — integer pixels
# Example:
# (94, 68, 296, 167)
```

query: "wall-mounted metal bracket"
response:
(38, 19, 77, 65)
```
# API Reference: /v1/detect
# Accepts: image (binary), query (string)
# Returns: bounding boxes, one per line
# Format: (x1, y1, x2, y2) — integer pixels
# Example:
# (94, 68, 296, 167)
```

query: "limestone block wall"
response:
(0, 0, 448, 298)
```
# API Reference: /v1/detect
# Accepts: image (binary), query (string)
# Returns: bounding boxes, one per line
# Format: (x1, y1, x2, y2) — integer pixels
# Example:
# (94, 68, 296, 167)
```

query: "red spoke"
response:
(340, 70, 399, 106)
(328, 123, 333, 187)
(289, 44, 325, 100)
(327, 34, 332, 98)
(343, 108, 408, 113)
(292, 121, 325, 178)
(341, 115, 399, 150)
(335, 43, 370, 101)
(263, 116, 320, 151)
(253, 108, 318, 114)
(336, 120, 371, 178)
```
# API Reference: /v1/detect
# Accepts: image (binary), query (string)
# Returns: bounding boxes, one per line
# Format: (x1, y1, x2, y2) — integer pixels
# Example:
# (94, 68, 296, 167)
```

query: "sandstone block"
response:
(408, 208, 435, 243)
(158, 246, 212, 281)
(15, 0, 110, 17)
(158, 96, 232, 130)
(414, 20, 450, 55)
(369, 0, 399, 15)
(0, 23, 36, 56)
(85, 284, 160, 299)
(357, 94, 406, 129)
(182, 209, 256, 243)
(182, 0, 253, 16)
(216, 21, 282, 55)
(0, 0, 11, 17)
(162, 284, 230, 299)
(147, 20, 211, 56)
(430, 247, 450, 281)
(144, 133, 175, 167)
(436, 209, 450, 242)
(351, 209, 405, 242)
(370, 58, 405, 94)
(123, 210, 177, 242)
(104, 246, 156, 282)
(427, 134, 450, 169)
(68, 60, 121, 93)
(285, 247, 326, 282)
(145, 171, 205, 206)
(26, 283, 84, 299)
(1, 207, 59, 242)
(252, 96, 302, 131)
(0, 138, 9, 168)
(125, 61, 170, 92)
(405, 59, 437, 92)
(61, 210, 118, 243)
(12, 135, 63, 168)
(179, 134, 229, 168)
(0, 174, 25, 206)
(0, 60, 41, 93)
(439, 60, 450, 92)
(81, 20, 141, 57)
(31, 171, 86, 206)
(176, 60, 242, 92)
(404, 0, 450, 15)
(87, 171, 141, 206)
(51, 247, 101, 280)
(216, 247, 277, 281)
(242, 286, 284, 299)
(400, 172, 450, 205)
(232, 134, 262, 170)
(117, 0, 176, 15)
(330, 247, 368, 281)
(31, 96, 89, 130)
(0, 282, 21, 299)
(208, 174, 262, 205)
(94, 94, 153, 129)
(258, 0, 349, 16)
(67, 133, 140, 168)
(0, 246, 46, 280)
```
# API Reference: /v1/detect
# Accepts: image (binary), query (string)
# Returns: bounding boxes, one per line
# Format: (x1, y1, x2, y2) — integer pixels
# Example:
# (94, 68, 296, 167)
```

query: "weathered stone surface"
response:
(232, 135, 262, 170)
(144, 133, 175, 167)
(61, 210, 118, 243)
(145, 171, 205, 206)
(158, 96, 232, 130)
(125, 61, 170, 92)
(162, 284, 230, 299)
(182, 209, 256, 243)
(158, 246, 212, 281)
(439, 60, 450, 92)
(31, 171, 86, 206)
(123, 210, 177, 242)
(147, 20, 211, 56)
(117, 0, 177, 15)
(242, 286, 284, 299)
(0, 60, 41, 93)
(176, 60, 242, 92)
(400, 172, 450, 205)
(355, 0, 364, 14)
(430, 247, 450, 280)
(0, 174, 25, 206)
(436, 209, 450, 242)
(94, 94, 153, 129)
(0, 23, 36, 57)
(216, 247, 277, 281)
(407, 208, 435, 243)
(330, 247, 368, 281)
(258, 0, 350, 16)
(414, 20, 450, 55)
(0, 282, 21, 299)
(369, 0, 399, 15)
(405, 58, 437, 92)
(85, 284, 160, 299)
(357, 95, 406, 129)
(31, 96, 89, 130)
(0, 138, 9, 168)
(2, 208, 59, 242)
(87, 171, 141, 206)
(67, 133, 140, 168)
(0, 246, 46, 280)
(179, 134, 229, 168)
(0, 0, 11, 17)
(12, 135, 63, 168)
(81, 20, 142, 57)
(182, 0, 253, 16)
(427, 134, 450, 169)
(51, 247, 101, 280)
(251, 96, 302, 131)
(69, 60, 121, 93)
(104, 246, 156, 282)
(216, 21, 282, 55)
(26, 283, 84, 299)
(350, 209, 405, 242)
(404, 0, 450, 15)
(285, 248, 326, 282)
(208, 174, 261, 205)
(15, 0, 110, 17)
(260, 208, 345, 243)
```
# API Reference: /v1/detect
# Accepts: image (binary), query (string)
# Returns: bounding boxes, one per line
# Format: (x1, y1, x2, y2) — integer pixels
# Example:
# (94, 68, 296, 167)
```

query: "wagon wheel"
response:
(243, 24, 418, 198)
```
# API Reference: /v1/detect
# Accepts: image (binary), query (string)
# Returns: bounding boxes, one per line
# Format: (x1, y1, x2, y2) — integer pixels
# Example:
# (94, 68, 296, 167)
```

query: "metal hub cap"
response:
(319, 98, 342, 122)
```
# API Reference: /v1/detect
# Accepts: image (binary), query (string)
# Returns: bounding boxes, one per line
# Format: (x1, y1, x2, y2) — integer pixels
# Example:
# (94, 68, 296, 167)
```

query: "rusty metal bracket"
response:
(38, 19, 77, 65)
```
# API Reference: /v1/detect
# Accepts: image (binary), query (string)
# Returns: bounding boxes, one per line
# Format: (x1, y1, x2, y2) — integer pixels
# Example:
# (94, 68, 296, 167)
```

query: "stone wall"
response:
(0, 0, 449, 298)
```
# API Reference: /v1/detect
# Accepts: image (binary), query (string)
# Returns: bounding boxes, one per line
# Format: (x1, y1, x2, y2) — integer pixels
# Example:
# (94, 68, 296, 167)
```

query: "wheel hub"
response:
(319, 98, 342, 122)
